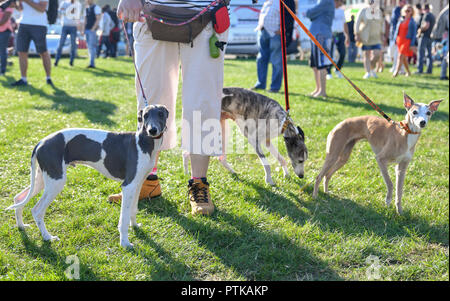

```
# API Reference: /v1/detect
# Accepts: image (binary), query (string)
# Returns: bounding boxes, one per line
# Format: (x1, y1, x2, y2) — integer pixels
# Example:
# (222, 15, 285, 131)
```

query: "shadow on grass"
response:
(230, 170, 448, 247)
(138, 196, 342, 280)
(1, 75, 118, 126)
(293, 185, 448, 247)
(67, 65, 134, 78)
(18, 230, 100, 280)
(130, 227, 196, 281)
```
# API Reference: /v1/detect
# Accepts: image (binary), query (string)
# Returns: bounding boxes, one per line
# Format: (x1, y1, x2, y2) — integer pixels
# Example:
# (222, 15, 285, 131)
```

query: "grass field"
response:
(0, 51, 448, 281)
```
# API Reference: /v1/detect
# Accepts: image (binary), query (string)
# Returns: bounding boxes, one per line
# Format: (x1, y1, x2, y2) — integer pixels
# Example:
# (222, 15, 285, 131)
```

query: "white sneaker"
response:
(335, 70, 344, 78)
(370, 70, 378, 78)
(363, 72, 372, 79)
(326, 74, 333, 80)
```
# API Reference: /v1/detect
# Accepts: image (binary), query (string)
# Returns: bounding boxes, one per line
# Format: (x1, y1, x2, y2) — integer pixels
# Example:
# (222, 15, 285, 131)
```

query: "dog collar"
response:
(152, 133, 164, 139)
(399, 121, 420, 135)
(281, 115, 297, 135)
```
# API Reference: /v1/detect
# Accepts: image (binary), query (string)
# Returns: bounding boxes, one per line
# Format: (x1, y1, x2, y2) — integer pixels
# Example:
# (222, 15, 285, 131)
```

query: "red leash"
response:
(279, 0, 289, 114)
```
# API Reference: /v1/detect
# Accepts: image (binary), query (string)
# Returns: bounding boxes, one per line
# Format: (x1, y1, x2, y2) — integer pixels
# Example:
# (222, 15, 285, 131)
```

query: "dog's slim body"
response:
(184, 87, 308, 185)
(313, 94, 442, 214)
(7, 105, 168, 248)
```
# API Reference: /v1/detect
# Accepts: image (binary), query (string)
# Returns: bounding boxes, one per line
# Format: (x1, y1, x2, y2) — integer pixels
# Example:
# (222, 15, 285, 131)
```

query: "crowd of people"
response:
(252, 0, 448, 99)
(325, 0, 449, 83)
(0, 0, 448, 217)
(0, 0, 133, 83)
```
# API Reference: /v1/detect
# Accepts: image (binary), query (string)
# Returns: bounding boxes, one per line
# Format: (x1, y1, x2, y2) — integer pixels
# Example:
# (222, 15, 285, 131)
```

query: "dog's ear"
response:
(428, 99, 443, 113)
(403, 92, 415, 110)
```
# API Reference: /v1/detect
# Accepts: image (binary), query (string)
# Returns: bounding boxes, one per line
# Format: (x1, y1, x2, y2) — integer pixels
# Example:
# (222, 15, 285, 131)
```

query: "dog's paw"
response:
(121, 241, 134, 249)
(132, 223, 142, 229)
(385, 198, 392, 207)
(17, 223, 31, 230)
(44, 235, 60, 242)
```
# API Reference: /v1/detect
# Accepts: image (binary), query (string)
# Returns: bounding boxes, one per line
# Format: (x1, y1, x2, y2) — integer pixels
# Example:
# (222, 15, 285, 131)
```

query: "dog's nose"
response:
(298, 174, 304, 179)
(420, 120, 426, 128)
(149, 128, 157, 135)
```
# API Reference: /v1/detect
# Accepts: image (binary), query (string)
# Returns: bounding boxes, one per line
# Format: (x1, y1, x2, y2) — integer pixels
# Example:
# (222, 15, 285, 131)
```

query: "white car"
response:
(226, 1, 262, 55)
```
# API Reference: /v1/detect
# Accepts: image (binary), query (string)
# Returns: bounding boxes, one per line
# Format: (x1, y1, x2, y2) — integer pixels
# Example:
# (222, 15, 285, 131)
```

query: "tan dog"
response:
(313, 93, 443, 214)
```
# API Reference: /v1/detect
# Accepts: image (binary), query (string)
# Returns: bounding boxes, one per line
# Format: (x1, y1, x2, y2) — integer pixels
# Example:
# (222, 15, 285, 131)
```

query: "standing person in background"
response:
(355, 0, 384, 79)
(11, 0, 53, 87)
(305, 0, 334, 98)
(431, 4, 449, 80)
(252, 0, 282, 93)
(97, 4, 113, 58)
(415, 3, 435, 75)
(346, 14, 357, 63)
(326, 0, 348, 79)
(108, 7, 119, 57)
(389, 0, 406, 73)
(376, 8, 389, 73)
(125, 21, 133, 56)
(283, 0, 295, 50)
(55, 0, 82, 67)
(392, 4, 417, 77)
(0, 0, 15, 76)
(81, 0, 101, 68)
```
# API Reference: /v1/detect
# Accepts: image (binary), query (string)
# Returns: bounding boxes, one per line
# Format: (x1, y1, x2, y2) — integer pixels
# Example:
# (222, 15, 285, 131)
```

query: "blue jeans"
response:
(255, 29, 283, 91)
(0, 30, 11, 74)
(441, 50, 448, 78)
(347, 41, 357, 63)
(417, 36, 433, 73)
(56, 25, 77, 64)
(85, 29, 98, 66)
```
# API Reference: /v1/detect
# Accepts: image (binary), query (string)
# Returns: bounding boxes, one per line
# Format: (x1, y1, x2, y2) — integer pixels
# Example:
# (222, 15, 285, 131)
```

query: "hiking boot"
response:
(188, 178, 214, 216)
(107, 175, 161, 203)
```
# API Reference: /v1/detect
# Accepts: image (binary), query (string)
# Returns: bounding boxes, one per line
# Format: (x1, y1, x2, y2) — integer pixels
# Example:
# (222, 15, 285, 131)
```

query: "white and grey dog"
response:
(183, 87, 308, 185)
(6, 105, 169, 248)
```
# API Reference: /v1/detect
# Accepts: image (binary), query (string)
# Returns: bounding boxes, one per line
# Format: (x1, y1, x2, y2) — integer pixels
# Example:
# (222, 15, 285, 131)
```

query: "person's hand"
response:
(117, 0, 144, 23)
(410, 46, 417, 53)
(355, 34, 361, 43)
(275, 29, 281, 35)
(345, 37, 350, 47)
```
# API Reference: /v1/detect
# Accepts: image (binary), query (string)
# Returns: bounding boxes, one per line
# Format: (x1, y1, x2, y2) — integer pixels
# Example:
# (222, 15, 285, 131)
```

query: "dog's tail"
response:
(6, 149, 39, 211)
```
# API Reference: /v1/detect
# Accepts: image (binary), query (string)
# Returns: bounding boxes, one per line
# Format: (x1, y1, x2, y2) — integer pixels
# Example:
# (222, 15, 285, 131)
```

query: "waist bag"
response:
(143, 4, 212, 44)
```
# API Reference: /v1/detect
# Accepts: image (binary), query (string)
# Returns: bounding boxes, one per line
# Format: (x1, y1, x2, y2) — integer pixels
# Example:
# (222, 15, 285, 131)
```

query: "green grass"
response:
(0, 51, 448, 281)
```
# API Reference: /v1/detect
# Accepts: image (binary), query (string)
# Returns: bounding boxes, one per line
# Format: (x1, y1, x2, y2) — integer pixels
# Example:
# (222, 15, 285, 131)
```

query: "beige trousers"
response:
(133, 21, 228, 156)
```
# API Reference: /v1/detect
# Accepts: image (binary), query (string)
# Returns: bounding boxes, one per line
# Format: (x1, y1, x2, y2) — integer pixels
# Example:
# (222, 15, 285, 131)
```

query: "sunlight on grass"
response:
(0, 53, 448, 280)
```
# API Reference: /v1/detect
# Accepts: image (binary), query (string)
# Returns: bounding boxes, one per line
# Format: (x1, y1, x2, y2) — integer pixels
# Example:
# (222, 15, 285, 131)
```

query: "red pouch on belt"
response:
(212, 2, 230, 34)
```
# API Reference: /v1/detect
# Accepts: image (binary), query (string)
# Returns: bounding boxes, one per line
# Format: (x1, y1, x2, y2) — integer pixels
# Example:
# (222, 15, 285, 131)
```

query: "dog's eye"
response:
(298, 160, 304, 164)
(144, 113, 149, 119)
(412, 110, 418, 115)
(426, 111, 431, 116)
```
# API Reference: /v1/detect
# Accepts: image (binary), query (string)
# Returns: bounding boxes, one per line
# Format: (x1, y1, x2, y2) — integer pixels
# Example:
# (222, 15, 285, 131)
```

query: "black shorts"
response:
(16, 24, 47, 54)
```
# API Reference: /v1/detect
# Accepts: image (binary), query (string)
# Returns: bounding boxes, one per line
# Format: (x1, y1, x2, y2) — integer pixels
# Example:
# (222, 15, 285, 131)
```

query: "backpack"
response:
(47, 0, 59, 25)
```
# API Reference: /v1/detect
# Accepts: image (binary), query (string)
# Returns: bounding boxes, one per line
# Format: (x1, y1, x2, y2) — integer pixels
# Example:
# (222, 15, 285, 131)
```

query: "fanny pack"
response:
(143, 4, 212, 45)
(143, 1, 230, 45)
